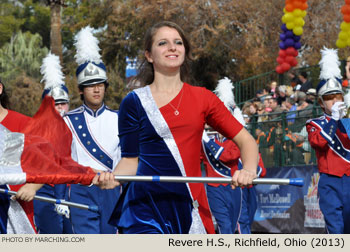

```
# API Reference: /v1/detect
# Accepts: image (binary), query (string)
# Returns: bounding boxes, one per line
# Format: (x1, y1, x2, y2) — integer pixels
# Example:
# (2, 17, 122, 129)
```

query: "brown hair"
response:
(133, 21, 192, 85)
(0, 81, 10, 109)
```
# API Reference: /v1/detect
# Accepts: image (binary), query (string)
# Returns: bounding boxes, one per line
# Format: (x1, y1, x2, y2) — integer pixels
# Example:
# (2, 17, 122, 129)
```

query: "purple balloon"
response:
(281, 24, 288, 32)
(293, 35, 301, 42)
(285, 30, 294, 38)
(279, 41, 286, 49)
(285, 38, 295, 47)
(294, 42, 302, 49)
(280, 33, 286, 41)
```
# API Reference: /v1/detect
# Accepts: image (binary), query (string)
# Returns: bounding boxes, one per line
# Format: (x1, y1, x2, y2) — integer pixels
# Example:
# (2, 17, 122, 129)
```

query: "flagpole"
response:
(0, 188, 98, 212)
(114, 176, 304, 187)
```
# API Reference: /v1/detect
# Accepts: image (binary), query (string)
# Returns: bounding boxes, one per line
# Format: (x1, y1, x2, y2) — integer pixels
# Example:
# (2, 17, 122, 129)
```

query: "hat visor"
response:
(79, 78, 107, 86)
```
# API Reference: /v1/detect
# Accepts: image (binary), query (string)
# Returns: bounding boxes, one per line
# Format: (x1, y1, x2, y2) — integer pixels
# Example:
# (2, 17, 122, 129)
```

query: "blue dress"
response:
(110, 84, 243, 234)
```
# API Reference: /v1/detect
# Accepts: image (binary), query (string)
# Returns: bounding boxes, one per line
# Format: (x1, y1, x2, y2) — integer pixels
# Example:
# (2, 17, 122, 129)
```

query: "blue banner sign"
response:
(252, 165, 326, 233)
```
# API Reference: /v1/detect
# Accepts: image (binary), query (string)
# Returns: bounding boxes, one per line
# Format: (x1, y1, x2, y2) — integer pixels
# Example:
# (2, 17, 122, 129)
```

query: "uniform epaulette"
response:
(64, 106, 84, 117)
(306, 115, 325, 124)
(105, 106, 119, 114)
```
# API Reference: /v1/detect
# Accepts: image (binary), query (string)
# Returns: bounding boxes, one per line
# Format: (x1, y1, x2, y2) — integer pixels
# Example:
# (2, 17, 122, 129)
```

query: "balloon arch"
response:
(275, 0, 350, 74)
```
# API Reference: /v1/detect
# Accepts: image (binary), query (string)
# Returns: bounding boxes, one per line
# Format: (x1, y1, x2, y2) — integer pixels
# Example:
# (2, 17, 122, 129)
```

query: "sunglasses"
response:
(322, 93, 343, 101)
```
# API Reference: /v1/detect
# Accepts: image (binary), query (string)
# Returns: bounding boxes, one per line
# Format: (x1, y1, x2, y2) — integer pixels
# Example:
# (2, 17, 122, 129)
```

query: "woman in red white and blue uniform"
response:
(93, 21, 259, 234)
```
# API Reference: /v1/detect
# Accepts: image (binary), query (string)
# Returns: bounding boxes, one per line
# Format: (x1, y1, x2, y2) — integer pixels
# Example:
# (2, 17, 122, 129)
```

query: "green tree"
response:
(20, 0, 51, 49)
(0, 1, 25, 48)
(0, 31, 48, 115)
(102, 0, 286, 90)
(0, 31, 48, 80)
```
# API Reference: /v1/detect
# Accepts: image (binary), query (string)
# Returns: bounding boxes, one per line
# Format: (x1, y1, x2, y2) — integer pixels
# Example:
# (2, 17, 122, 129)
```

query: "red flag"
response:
(0, 97, 95, 185)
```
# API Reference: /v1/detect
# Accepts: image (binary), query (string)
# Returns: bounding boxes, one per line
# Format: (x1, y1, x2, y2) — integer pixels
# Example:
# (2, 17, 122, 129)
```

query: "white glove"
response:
(55, 203, 70, 219)
(331, 101, 346, 121)
(202, 131, 210, 143)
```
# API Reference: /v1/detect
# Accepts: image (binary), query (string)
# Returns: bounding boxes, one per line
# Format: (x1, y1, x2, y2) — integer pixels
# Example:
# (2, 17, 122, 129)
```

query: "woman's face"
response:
(145, 26, 185, 73)
(249, 104, 256, 114)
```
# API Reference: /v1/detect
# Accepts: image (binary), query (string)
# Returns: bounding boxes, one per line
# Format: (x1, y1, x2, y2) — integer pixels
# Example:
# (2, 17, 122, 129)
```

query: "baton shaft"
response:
(0, 188, 91, 210)
(113, 176, 303, 186)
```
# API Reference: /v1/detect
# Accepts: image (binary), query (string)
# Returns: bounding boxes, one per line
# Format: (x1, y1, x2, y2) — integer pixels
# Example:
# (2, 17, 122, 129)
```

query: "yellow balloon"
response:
(294, 17, 305, 27)
(284, 13, 294, 23)
(293, 26, 303, 36)
(283, 8, 286, 14)
(336, 39, 347, 48)
(339, 31, 348, 40)
(286, 22, 295, 30)
(341, 21, 350, 31)
(347, 38, 350, 46)
(293, 9, 302, 17)
(282, 15, 287, 24)
(301, 10, 307, 18)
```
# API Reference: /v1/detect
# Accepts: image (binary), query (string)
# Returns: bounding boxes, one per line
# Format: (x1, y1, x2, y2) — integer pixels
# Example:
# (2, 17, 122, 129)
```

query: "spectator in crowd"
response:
(342, 56, 350, 87)
(270, 81, 278, 97)
(243, 114, 250, 126)
(255, 126, 267, 148)
(298, 71, 312, 93)
(256, 86, 270, 102)
(263, 95, 272, 112)
(285, 97, 298, 125)
(294, 91, 313, 130)
(276, 85, 287, 106)
(285, 85, 295, 99)
(288, 69, 302, 89)
(295, 125, 312, 153)
(306, 88, 317, 105)
(268, 97, 283, 120)
(284, 129, 305, 165)
(256, 103, 268, 122)
(297, 92, 313, 111)
(242, 101, 252, 116)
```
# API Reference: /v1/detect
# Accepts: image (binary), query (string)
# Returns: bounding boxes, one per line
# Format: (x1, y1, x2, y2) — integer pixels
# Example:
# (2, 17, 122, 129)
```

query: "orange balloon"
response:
(344, 14, 350, 23)
(285, 4, 294, 12)
(293, 2, 302, 9)
(346, 0, 350, 5)
(301, 3, 308, 10)
(341, 5, 350, 15)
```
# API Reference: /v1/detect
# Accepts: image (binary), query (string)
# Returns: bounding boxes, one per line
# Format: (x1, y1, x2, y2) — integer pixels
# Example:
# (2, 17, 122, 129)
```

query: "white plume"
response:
(233, 107, 246, 126)
(40, 52, 65, 89)
(319, 47, 342, 80)
(74, 26, 102, 65)
(214, 77, 236, 108)
(214, 77, 245, 126)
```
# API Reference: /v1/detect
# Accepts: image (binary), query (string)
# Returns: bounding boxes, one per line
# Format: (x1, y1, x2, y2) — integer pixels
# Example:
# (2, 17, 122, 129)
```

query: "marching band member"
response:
(93, 21, 258, 234)
(201, 77, 265, 234)
(32, 52, 72, 234)
(307, 47, 350, 234)
(63, 26, 121, 234)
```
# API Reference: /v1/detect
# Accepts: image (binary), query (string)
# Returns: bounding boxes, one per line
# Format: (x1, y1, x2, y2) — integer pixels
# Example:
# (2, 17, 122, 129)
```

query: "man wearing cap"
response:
(63, 27, 121, 234)
(306, 48, 350, 233)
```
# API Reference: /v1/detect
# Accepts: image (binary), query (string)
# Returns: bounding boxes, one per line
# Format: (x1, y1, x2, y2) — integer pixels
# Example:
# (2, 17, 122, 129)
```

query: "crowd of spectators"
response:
(241, 70, 320, 167)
